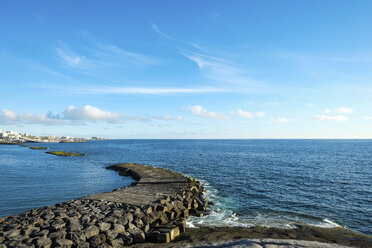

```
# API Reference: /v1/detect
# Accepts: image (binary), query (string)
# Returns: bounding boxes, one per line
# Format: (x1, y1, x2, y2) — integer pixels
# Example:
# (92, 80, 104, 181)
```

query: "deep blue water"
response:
(0, 140, 371, 235)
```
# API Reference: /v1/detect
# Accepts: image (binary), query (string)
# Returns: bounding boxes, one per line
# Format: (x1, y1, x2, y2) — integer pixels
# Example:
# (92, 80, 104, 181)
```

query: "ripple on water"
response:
(0, 139, 371, 235)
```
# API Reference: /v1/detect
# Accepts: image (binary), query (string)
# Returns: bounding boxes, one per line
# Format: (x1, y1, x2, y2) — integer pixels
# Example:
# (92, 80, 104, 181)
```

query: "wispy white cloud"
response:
(237, 120, 253, 124)
(323, 107, 353, 114)
(152, 25, 268, 91)
(54, 41, 157, 75)
(365, 116, 372, 120)
(0, 106, 122, 125)
(236, 110, 265, 118)
(122, 114, 148, 122)
(338, 107, 353, 114)
(33, 82, 226, 95)
(64, 105, 122, 123)
(181, 50, 267, 91)
(235, 109, 253, 118)
(55, 41, 85, 67)
(51, 28, 269, 96)
(324, 108, 332, 114)
(151, 115, 184, 121)
(0, 51, 78, 83)
(75, 86, 225, 95)
(307, 103, 315, 107)
(1, 109, 17, 122)
(0, 106, 185, 126)
(93, 43, 158, 66)
(0, 109, 65, 125)
(314, 115, 349, 122)
(151, 23, 174, 40)
(274, 50, 372, 64)
(316, 107, 352, 122)
(189, 43, 207, 52)
(188, 105, 228, 119)
(265, 102, 280, 107)
(122, 114, 184, 122)
(273, 117, 288, 123)
(183, 52, 244, 84)
(271, 49, 372, 88)
(188, 106, 265, 120)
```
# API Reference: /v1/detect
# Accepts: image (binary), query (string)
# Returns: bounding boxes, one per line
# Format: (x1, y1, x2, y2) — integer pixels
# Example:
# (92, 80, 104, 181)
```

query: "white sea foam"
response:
(314, 218, 342, 228)
(186, 177, 250, 228)
(186, 177, 343, 230)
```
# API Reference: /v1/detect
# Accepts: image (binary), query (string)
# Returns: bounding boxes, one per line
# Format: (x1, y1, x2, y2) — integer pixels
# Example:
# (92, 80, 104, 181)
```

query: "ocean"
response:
(0, 139, 371, 235)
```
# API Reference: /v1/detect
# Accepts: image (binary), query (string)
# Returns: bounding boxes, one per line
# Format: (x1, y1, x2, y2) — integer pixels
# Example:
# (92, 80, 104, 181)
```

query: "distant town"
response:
(0, 129, 106, 144)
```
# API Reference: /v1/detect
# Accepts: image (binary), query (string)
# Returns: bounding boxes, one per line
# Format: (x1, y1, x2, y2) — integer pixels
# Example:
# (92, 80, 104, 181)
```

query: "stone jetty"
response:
(0, 163, 208, 247)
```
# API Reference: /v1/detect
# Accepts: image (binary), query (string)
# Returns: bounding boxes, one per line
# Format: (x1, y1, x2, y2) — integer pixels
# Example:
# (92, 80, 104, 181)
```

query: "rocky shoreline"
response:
(131, 225, 371, 248)
(0, 141, 24, 145)
(1, 163, 371, 248)
(0, 163, 208, 247)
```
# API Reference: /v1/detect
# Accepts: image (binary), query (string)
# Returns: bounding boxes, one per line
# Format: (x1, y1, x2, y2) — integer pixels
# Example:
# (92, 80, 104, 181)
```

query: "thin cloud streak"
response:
(314, 115, 349, 122)
(55, 41, 85, 67)
(273, 117, 288, 123)
(75, 86, 226, 95)
(324, 107, 353, 114)
(273, 50, 372, 64)
(0, 51, 78, 83)
(92, 43, 158, 66)
(151, 115, 184, 121)
(54, 41, 158, 75)
(182, 50, 266, 89)
(151, 24, 269, 90)
(188, 105, 266, 120)
(152, 24, 268, 91)
(151, 23, 174, 40)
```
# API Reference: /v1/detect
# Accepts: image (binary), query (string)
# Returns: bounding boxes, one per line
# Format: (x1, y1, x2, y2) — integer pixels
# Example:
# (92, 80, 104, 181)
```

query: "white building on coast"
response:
(0, 130, 20, 140)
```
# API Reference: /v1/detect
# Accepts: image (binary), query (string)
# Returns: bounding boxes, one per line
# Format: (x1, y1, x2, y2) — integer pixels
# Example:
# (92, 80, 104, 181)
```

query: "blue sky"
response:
(1, 1, 372, 138)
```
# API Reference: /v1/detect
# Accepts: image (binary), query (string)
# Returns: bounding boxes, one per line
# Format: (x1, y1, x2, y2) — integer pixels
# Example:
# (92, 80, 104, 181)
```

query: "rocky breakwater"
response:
(0, 163, 209, 247)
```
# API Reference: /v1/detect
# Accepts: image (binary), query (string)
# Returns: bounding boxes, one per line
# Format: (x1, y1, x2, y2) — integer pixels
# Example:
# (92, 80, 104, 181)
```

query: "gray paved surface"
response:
(85, 163, 188, 206)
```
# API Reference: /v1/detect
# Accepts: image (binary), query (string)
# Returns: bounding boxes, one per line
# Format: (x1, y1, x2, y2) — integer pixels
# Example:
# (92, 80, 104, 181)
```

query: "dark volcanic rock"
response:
(34, 237, 52, 248)
(109, 238, 124, 247)
(98, 222, 111, 232)
(83, 225, 99, 240)
(104, 230, 118, 241)
(88, 233, 106, 247)
(66, 231, 86, 243)
(0, 163, 209, 247)
(48, 230, 66, 240)
(113, 223, 125, 233)
(54, 238, 73, 247)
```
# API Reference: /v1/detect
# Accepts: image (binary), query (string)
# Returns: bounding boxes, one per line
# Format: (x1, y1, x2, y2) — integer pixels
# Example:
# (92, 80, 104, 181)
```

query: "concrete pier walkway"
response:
(85, 163, 189, 206)
(0, 163, 207, 247)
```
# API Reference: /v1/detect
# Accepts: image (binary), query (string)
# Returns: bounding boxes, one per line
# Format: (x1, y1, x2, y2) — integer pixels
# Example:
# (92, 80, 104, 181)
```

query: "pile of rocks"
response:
(0, 164, 208, 247)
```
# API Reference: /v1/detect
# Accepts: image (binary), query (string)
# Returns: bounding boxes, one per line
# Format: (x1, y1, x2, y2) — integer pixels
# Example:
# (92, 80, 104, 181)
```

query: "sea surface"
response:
(0, 140, 371, 235)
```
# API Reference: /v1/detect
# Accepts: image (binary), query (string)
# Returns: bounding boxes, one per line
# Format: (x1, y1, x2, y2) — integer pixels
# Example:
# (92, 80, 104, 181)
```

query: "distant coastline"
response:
(0, 128, 106, 144)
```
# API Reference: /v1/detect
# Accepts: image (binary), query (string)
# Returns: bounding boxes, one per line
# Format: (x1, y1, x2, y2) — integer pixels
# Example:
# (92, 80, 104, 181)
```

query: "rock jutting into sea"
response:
(1, 163, 371, 248)
(0, 163, 208, 247)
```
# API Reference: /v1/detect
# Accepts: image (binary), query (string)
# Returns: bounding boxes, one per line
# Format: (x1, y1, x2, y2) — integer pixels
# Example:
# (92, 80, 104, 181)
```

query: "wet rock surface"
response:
(0, 163, 208, 247)
(1, 163, 371, 248)
(130, 226, 372, 248)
